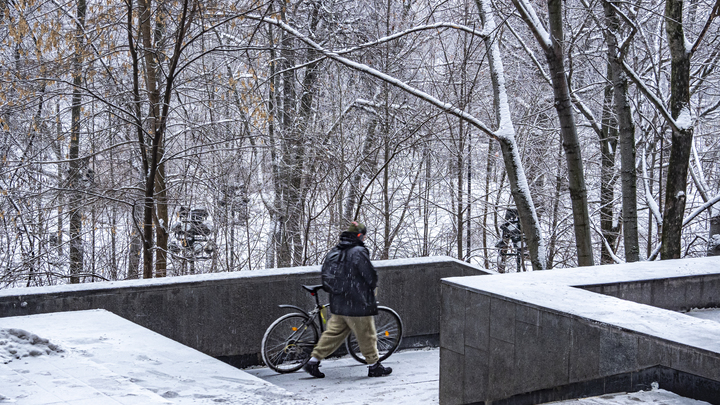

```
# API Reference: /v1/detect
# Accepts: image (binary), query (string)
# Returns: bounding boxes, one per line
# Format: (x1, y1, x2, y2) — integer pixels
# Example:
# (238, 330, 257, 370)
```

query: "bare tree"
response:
(68, 0, 87, 283)
(510, 0, 594, 266)
(601, 0, 640, 262)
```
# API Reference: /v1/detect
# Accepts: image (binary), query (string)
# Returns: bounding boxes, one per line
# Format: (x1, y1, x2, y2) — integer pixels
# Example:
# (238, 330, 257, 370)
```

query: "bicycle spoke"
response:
(262, 313, 319, 373)
(269, 349, 288, 365)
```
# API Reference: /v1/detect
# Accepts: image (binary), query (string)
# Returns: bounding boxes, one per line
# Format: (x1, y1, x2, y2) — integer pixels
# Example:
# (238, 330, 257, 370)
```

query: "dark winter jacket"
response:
(324, 232, 378, 317)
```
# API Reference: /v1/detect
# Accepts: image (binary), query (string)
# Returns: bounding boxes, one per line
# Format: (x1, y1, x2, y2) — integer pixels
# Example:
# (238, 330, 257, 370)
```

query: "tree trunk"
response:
(482, 140, 495, 269)
(345, 119, 378, 220)
(276, 7, 296, 268)
(138, 0, 159, 278)
(274, 0, 321, 267)
(548, 147, 565, 267)
(661, 0, 693, 260)
(546, 0, 594, 266)
(68, 0, 87, 284)
(154, 164, 169, 277)
(603, 0, 639, 262)
(144, 1, 168, 278)
(709, 210, 720, 256)
(647, 144, 659, 256)
(292, 1, 321, 266)
(135, 0, 194, 276)
(457, 118, 465, 261)
(127, 226, 141, 279)
(599, 82, 620, 264)
(467, 133, 472, 262)
(477, 0, 547, 270)
(52, 104, 64, 274)
(265, 19, 280, 268)
(382, 130, 391, 260)
(423, 146, 431, 257)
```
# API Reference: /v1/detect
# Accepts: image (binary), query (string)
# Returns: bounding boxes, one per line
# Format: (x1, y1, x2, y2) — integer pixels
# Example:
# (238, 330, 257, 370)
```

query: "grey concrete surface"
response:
(440, 256, 720, 405)
(0, 256, 488, 365)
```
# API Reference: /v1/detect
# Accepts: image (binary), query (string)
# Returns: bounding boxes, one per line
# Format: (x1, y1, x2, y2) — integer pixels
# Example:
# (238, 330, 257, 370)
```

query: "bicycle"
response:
(261, 284, 403, 373)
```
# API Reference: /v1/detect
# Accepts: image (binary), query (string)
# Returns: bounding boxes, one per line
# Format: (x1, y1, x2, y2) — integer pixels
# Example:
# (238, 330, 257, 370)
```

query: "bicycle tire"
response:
(345, 306, 403, 364)
(261, 313, 319, 373)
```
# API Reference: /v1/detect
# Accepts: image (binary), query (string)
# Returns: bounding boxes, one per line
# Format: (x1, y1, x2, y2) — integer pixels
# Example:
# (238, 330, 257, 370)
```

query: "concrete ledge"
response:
(440, 256, 720, 405)
(471, 365, 720, 405)
(0, 256, 488, 366)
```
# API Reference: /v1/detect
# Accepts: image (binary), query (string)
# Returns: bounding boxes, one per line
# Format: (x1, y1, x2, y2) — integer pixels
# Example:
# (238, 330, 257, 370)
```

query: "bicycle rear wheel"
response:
(261, 313, 319, 373)
(345, 306, 403, 364)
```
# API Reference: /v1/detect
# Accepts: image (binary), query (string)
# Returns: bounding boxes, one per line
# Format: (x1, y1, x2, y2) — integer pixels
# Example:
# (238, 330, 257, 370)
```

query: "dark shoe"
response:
(303, 361, 325, 378)
(368, 362, 392, 377)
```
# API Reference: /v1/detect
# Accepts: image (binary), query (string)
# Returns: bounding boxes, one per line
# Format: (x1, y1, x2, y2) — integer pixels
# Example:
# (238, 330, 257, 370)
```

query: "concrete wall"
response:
(440, 257, 720, 405)
(0, 256, 488, 366)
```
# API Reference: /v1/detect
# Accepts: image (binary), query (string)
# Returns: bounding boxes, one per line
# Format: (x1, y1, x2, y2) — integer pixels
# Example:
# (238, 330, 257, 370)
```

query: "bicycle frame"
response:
(277, 286, 328, 333)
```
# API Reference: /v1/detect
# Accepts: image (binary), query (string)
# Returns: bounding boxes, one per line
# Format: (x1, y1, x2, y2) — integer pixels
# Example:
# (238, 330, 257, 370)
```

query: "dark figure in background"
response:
(303, 222, 392, 378)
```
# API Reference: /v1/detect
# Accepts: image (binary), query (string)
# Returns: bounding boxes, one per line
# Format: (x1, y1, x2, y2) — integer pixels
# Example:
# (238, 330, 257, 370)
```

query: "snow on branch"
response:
(510, 0, 552, 50)
(570, 90, 603, 136)
(591, 221, 625, 264)
(602, 0, 639, 53)
(647, 192, 720, 260)
(505, 2, 600, 137)
(324, 101, 372, 138)
(335, 22, 488, 56)
(248, 15, 497, 139)
(622, 61, 682, 133)
(690, 142, 710, 202)
(683, 193, 720, 228)
(641, 146, 663, 227)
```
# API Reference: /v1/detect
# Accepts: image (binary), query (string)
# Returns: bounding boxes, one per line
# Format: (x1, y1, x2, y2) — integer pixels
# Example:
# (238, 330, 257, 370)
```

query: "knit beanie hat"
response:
(347, 221, 367, 236)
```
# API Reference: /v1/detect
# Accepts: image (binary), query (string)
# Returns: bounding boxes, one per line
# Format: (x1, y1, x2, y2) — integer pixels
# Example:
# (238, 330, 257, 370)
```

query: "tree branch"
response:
(509, 0, 552, 50)
(622, 61, 679, 132)
(248, 15, 498, 139)
(648, 192, 720, 260)
(690, 0, 720, 54)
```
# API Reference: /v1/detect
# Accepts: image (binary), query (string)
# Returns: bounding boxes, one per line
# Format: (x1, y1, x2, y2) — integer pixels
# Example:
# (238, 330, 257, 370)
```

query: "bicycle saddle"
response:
(302, 284, 325, 294)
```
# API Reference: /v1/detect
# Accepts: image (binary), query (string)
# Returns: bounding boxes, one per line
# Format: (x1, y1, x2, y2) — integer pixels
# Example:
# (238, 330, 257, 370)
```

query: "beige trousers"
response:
(311, 313, 379, 365)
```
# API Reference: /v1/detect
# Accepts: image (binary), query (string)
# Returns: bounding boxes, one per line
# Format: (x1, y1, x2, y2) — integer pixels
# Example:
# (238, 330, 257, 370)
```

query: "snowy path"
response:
(245, 348, 440, 404)
(246, 347, 711, 405)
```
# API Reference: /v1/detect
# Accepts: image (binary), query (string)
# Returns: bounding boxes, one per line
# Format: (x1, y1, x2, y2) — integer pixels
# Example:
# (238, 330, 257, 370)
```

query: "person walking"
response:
(303, 222, 393, 378)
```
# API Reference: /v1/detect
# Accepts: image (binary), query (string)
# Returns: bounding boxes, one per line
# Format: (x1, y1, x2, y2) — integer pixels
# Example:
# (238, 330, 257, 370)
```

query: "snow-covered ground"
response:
(0, 307, 718, 404)
(0, 310, 305, 404)
(245, 348, 440, 404)
(244, 348, 712, 405)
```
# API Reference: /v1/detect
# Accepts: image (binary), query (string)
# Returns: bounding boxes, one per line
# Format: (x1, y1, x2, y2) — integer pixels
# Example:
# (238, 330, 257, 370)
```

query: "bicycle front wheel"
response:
(261, 313, 319, 373)
(345, 306, 403, 364)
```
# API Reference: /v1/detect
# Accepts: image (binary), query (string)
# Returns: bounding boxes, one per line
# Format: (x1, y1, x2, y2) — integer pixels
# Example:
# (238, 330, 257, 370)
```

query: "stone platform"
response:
(440, 256, 720, 405)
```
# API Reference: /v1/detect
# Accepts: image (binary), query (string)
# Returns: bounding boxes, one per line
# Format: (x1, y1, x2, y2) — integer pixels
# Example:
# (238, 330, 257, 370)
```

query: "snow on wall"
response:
(0, 256, 477, 298)
(445, 256, 720, 353)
